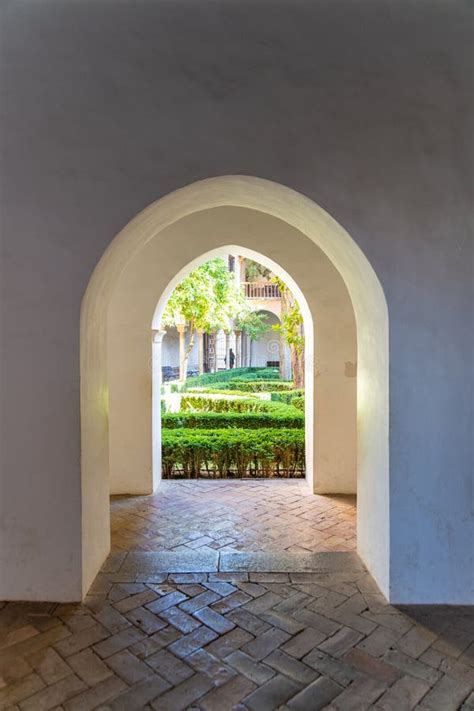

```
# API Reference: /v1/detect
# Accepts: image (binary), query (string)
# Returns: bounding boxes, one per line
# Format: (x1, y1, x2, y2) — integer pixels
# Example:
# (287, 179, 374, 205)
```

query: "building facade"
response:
(161, 255, 291, 379)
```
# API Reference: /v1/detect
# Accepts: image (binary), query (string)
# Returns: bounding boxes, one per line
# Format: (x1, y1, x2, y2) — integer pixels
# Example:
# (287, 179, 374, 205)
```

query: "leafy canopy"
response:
(271, 277, 304, 355)
(161, 258, 245, 333)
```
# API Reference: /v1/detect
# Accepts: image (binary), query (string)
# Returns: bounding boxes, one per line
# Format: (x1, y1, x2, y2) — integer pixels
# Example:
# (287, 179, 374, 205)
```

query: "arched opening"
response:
(247, 311, 282, 368)
(149, 245, 314, 489)
(81, 176, 388, 600)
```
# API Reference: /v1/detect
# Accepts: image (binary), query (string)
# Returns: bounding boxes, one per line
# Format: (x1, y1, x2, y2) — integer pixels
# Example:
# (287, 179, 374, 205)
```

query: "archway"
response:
(148, 244, 314, 491)
(81, 176, 388, 599)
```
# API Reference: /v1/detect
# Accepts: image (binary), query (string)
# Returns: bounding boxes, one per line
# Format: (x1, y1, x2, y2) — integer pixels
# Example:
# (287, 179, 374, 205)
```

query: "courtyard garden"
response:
(159, 256, 306, 480)
(161, 367, 306, 479)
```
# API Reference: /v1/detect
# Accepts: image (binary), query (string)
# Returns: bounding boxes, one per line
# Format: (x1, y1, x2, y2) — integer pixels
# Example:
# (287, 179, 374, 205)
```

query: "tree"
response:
(161, 258, 247, 380)
(235, 311, 269, 366)
(271, 278, 305, 388)
(245, 259, 271, 282)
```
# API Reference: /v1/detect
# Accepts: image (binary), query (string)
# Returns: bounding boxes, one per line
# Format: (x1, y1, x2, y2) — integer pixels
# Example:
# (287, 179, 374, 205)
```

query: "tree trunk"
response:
(181, 322, 195, 381)
(279, 289, 289, 379)
(197, 330, 204, 374)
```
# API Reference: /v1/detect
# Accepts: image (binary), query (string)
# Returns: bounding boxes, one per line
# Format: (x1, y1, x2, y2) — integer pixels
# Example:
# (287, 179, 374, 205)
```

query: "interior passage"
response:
(111, 481, 356, 555)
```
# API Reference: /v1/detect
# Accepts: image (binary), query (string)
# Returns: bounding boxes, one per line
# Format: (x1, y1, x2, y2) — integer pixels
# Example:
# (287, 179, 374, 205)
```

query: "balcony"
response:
(243, 281, 281, 299)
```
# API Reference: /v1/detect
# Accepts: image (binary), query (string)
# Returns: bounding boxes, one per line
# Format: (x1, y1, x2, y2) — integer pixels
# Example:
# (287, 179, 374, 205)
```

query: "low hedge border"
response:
(162, 410, 304, 429)
(179, 379, 293, 393)
(179, 395, 296, 414)
(184, 388, 260, 398)
(226, 380, 293, 392)
(182, 367, 280, 390)
(291, 395, 305, 411)
(270, 389, 304, 404)
(161, 428, 305, 478)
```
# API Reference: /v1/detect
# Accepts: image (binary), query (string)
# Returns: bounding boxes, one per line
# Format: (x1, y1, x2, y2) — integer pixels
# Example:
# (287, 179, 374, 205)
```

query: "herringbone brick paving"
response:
(1, 483, 473, 709)
(110, 480, 357, 554)
(1, 568, 473, 710)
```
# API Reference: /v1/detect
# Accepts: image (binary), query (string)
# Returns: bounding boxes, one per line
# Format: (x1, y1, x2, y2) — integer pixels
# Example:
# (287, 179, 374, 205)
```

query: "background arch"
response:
(81, 176, 388, 598)
(147, 243, 315, 494)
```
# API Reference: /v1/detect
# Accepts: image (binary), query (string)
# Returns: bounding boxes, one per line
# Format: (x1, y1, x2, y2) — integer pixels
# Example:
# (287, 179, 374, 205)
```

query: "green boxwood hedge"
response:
(162, 410, 304, 430)
(184, 379, 293, 393)
(184, 388, 260, 397)
(183, 367, 279, 390)
(226, 380, 293, 392)
(291, 395, 305, 411)
(270, 389, 304, 403)
(180, 395, 293, 414)
(161, 428, 305, 478)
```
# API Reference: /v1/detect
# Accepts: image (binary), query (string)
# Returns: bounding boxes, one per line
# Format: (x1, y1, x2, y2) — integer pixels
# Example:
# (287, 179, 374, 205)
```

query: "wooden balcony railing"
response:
(243, 282, 281, 299)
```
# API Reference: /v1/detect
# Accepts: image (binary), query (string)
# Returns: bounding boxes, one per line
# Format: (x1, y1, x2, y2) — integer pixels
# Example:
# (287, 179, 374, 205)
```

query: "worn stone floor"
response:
(1, 482, 473, 710)
(110, 480, 357, 555)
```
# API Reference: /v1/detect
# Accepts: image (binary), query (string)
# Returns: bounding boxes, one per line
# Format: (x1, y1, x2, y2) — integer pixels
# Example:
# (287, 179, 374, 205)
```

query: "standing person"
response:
(229, 348, 235, 369)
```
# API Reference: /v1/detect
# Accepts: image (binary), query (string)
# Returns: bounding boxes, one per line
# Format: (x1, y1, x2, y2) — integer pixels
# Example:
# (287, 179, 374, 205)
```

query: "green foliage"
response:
(161, 428, 305, 478)
(291, 395, 305, 411)
(245, 259, 271, 281)
(270, 389, 305, 405)
(161, 258, 244, 334)
(273, 308, 305, 356)
(271, 277, 305, 356)
(162, 410, 304, 430)
(161, 259, 272, 352)
(226, 380, 293, 392)
(183, 367, 280, 390)
(235, 311, 269, 342)
(180, 395, 295, 414)
(183, 388, 260, 397)
(161, 364, 305, 479)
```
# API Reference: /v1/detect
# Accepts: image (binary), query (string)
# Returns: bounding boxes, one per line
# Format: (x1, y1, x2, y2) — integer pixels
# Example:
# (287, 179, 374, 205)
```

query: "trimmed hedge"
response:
(227, 380, 293, 392)
(270, 389, 304, 403)
(183, 367, 279, 390)
(185, 388, 260, 397)
(162, 410, 304, 430)
(271, 389, 305, 406)
(180, 395, 293, 414)
(184, 379, 293, 393)
(291, 395, 305, 412)
(161, 428, 305, 478)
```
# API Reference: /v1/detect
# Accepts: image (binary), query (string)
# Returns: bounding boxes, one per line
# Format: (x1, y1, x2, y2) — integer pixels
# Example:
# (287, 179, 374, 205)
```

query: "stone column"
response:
(246, 333, 252, 367)
(225, 332, 231, 369)
(242, 332, 248, 366)
(176, 323, 186, 381)
(197, 330, 204, 375)
(239, 256, 246, 283)
(208, 332, 217, 372)
(235, 330, 242, 368)
(279, 332, 286, 379)
(151, 329, 167, 490)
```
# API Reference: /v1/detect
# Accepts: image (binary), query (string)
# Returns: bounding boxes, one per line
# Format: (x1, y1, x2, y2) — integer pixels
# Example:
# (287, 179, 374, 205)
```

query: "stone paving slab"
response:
(121, 550, 220, 574)
(219, 551, 365, 573)
(119, 550, 365, 578)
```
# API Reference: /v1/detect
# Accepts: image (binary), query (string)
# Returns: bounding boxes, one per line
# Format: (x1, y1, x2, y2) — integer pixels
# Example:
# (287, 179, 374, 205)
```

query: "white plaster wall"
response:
(248, 298, 281, 320)
(251, 311, 281, 367)
(161, 328, 199, 371)
(0, 0, 472, 603)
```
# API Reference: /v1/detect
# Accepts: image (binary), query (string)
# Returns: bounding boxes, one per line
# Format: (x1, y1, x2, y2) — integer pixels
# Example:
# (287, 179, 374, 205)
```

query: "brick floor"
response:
(111, 479, 357, 554)
(1, 570, 473, 710)
(1, 484, 473, 709)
